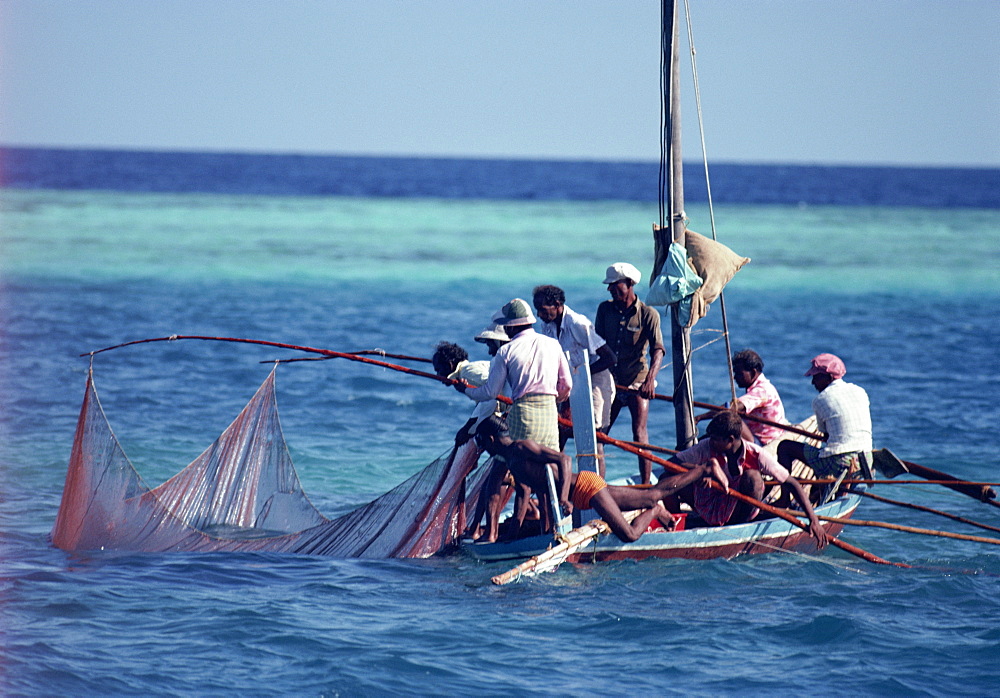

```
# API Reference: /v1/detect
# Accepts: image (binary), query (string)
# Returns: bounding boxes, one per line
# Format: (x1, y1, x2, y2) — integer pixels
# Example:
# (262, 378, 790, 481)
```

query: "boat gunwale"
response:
(462, 490, 864, 563)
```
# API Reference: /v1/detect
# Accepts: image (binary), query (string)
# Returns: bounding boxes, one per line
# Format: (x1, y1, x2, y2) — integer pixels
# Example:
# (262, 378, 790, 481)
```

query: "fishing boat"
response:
(54, 4, 987, 577)
(466, 491, 863, 565)
(461, 0, 874, 575)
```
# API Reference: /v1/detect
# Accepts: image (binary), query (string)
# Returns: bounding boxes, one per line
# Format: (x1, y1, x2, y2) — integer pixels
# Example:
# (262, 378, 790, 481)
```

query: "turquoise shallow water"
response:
(2, 184, 1000, 695)
(4, 189, 998, 291)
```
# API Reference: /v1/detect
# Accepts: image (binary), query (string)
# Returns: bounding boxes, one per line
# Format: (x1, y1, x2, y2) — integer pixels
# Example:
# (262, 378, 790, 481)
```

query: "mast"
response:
(652, 0, 696, 449)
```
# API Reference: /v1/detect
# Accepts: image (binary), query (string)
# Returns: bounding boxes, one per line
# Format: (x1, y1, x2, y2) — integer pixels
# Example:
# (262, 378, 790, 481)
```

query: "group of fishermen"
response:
(433, 262, 873, 549)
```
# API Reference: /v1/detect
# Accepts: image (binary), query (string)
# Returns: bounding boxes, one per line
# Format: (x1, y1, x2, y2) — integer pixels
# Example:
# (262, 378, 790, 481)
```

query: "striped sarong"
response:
(508, 393, 559, 451)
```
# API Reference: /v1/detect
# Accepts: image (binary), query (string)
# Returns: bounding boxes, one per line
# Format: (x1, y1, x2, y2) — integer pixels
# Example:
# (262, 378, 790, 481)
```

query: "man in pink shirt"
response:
(697, 349, 787, 445)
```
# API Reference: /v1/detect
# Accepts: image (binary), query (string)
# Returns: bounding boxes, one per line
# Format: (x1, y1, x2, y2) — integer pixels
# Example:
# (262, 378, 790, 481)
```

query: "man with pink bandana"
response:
(777, 353, 872, 503)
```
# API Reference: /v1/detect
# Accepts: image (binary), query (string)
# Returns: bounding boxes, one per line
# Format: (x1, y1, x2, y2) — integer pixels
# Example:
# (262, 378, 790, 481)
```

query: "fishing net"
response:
(51, 367, 489, 558)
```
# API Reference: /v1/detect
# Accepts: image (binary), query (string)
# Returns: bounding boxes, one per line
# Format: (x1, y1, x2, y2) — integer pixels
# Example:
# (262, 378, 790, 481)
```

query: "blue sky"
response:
(1, 1, 997, 167)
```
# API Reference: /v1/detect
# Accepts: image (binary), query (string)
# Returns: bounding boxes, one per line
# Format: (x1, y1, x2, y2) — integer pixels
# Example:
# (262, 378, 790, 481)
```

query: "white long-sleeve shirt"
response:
(465, 328, 571, 403)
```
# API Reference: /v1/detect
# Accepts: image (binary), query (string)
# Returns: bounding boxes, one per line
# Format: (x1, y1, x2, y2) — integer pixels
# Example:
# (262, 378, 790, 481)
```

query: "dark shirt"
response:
(594, 297, 664, 386)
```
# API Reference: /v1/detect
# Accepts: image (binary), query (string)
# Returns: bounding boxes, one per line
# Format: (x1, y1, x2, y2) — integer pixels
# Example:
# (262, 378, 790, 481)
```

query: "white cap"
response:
(603, 262, 642, 285)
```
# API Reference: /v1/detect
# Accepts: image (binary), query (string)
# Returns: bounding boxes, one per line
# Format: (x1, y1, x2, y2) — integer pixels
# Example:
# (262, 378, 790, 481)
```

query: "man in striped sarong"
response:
(458, 298, 571, 450)
(454, 298, 571, 542)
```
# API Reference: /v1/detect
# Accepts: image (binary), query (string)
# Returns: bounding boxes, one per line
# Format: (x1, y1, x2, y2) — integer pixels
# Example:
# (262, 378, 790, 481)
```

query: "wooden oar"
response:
(854, 490, 1000, 536)
(492, 510, 642, 585)
(900, 458, 998, 507)
(807, 514, 1000, 547)
(802, 478, 1000, 487)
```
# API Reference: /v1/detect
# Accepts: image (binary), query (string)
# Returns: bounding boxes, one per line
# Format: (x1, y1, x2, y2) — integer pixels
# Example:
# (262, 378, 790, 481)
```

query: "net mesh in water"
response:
(51, 367, 487, 558)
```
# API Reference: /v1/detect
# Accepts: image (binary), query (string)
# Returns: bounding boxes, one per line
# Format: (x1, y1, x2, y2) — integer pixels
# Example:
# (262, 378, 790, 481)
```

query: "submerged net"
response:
(51, 367, 488, 558)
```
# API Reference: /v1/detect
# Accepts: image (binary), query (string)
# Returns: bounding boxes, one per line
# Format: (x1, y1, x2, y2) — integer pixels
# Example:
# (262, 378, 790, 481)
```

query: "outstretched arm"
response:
(782, 477, 829, 549)
(652, 462, 710, 498)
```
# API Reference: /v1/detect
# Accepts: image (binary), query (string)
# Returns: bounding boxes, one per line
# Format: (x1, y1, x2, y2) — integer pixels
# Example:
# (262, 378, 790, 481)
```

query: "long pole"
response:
(656, 0, 696, 450)
(84, 335, 930, 568)
(591, 429, 909, 567)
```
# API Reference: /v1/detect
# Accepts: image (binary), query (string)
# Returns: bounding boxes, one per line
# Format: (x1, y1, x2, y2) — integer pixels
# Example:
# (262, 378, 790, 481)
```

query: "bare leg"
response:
(590, 488, 673, 543)
(777, 440, 805, 470)
(775, 440, 807, 506)
(628, 395, 652, 484)
(482, 464, 511, 543)
(729, 469, 764, 523)
(505, 482, 533, 541)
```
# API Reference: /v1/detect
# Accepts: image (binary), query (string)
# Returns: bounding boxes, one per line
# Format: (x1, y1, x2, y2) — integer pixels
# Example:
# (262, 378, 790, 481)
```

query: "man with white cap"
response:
(777, 353, 872, 503)
(594, 262, 665, 484)
(457, 298, 571, 451)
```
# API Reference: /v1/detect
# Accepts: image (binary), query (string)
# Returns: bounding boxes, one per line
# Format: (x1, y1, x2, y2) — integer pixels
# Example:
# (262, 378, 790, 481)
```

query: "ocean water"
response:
(2, 149, 1000, 696)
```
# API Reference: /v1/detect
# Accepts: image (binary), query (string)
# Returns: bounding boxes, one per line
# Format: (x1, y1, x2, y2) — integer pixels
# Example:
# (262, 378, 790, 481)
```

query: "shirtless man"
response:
(473, 416, 709, 543)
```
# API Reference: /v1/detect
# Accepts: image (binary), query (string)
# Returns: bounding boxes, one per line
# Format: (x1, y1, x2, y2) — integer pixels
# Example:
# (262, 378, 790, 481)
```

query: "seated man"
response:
(777, 353, 872, 504)
(697, 349, 787, 445)
(473, 416, 708, 543)
(668, 411, 828, 548)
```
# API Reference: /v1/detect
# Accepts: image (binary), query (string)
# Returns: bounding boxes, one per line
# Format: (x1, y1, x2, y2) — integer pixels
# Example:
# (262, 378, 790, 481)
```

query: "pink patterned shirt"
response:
(737, 373, 786, 445)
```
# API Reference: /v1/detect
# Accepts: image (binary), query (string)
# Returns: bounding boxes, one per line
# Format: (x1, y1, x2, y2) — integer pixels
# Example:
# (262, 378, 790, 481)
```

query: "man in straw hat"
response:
(594, 262, 665, 484)
(473, 318, 509, 358)
(777, 353, 872, 504)
(456, 298, 571, 451)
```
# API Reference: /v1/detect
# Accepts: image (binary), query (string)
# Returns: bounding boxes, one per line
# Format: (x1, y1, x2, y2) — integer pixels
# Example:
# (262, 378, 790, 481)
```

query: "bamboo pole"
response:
(491, 510, 642, 585)
(590, 428, 909, 568)
(855, 490, 1000, 536)
(811, 515, 1000, 547)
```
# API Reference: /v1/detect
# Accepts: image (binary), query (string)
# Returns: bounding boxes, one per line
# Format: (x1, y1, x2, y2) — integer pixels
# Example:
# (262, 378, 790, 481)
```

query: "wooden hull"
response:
(463, 491, 862, 564)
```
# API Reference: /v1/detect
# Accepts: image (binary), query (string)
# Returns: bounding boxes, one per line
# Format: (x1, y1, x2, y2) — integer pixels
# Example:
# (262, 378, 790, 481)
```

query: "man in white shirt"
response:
(457, 298, 571, 451)
(777, 353, 872, 503)
(533, 284, 617, 476)
(453, 299, 571, 543)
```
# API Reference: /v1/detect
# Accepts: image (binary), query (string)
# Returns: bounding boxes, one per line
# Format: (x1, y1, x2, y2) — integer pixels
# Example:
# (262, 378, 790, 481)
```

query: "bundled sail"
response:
(51, 367, 488, 558)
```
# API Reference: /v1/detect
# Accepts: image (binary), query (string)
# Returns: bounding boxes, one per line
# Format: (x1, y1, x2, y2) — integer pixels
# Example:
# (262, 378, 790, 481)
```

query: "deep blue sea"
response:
(2, 147, 999, 696)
